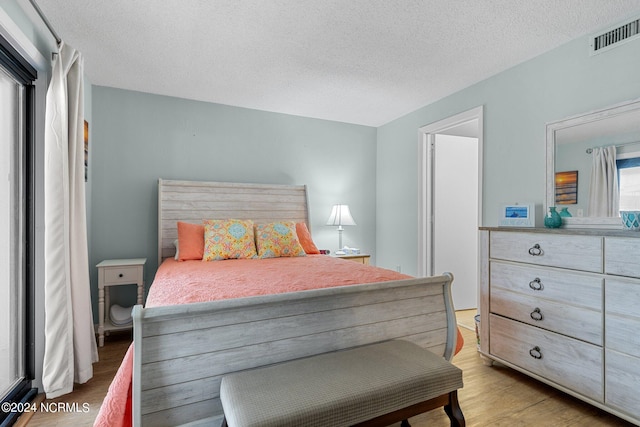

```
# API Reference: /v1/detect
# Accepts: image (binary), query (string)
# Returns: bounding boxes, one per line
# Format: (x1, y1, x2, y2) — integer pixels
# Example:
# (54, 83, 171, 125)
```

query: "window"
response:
(617, 156, 640, 212)
(0, 34, 36, 426)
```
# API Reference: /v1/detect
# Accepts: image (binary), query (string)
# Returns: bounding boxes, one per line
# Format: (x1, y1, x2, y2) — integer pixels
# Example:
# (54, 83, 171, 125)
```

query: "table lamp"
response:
(326, 204, 356, 253)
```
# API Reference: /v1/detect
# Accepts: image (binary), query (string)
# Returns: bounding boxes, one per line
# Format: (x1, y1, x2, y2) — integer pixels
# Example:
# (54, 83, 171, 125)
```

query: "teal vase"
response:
(559, 207, 572, 218)
(544, 207, 562, 228)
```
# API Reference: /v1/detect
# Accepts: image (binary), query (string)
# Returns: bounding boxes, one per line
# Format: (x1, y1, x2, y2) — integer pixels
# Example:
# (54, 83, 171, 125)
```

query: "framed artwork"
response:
(555, 170, 577, 204)
(84, 120, 89, 182)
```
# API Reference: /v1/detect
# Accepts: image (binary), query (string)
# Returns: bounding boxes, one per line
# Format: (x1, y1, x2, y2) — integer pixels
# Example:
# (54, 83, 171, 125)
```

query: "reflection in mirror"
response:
(547, 98, 640, 228)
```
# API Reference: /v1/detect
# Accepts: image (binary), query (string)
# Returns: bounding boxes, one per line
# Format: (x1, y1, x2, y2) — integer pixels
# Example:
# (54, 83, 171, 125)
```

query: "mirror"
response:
(546, 97, 640, 228)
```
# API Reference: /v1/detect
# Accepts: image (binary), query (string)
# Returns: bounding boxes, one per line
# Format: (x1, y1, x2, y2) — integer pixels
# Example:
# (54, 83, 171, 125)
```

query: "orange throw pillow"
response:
(296, 222, 320, 254)
(177, 222, 205, 261)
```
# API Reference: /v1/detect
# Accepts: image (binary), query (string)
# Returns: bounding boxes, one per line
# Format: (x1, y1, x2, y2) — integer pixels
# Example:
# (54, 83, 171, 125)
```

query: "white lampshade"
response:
(327, 205, 356, 251)
(326, 205, 356, 226)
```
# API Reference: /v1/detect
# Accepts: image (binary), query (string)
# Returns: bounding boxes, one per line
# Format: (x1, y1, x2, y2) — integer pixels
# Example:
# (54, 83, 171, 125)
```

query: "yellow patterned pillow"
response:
(203, 219, 257, 261)
(255, 221, 306, 258)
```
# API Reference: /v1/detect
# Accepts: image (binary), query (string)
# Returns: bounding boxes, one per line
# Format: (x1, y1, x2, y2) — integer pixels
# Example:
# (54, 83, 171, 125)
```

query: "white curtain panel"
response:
(42, 42, 98, 398)
(587, 146, 619, 217)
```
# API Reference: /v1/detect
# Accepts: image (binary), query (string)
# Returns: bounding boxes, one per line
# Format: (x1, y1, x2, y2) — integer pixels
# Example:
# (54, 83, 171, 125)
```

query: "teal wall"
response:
(90, 87, 377, 310)
(376, 31, 640, 275)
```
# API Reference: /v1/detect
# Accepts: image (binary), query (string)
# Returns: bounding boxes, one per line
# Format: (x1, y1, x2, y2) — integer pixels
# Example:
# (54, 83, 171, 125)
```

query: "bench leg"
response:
(443, 391, 465, 427)
(400, 420, 411, 427)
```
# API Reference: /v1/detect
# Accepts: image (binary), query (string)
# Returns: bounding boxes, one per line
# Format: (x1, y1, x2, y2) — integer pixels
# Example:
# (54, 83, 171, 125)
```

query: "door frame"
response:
(417, 106, 484, 277)
(0, 30, 39, 424)
(0, 4, 51, 397)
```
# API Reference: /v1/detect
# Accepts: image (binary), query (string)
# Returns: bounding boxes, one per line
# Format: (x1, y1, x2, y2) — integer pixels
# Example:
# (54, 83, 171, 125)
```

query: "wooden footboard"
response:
(132, 274, 457, 427)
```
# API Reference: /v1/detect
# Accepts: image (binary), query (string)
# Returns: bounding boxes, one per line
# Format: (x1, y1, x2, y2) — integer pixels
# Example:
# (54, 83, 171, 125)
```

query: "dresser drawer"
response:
(605, 277, 640, 355)
(490, 261, 602, 310)
(490, 288, 602, 345)
(103, 266, 141, 285)
(489, 314, 603, 402)
(605, 237, 640, 278)
(490, 231, 602, 272)
(606, 349, 640, 419)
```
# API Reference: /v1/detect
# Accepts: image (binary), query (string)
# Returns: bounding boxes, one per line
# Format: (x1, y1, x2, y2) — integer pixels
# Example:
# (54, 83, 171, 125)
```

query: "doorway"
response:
(418, 106, 483, 310)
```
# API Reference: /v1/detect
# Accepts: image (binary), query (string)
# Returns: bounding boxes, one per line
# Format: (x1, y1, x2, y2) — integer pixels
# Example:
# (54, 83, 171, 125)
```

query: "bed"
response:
(94, 179, 461, 427)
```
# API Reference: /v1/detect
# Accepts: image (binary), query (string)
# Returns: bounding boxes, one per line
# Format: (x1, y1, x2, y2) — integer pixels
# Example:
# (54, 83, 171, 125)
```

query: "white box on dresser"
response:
(479, 228, 640, 425)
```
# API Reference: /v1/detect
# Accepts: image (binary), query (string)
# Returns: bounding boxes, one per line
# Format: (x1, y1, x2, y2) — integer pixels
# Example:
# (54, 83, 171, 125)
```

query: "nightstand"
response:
(335, 254, 370, 265)
(96, 258, 146, 347)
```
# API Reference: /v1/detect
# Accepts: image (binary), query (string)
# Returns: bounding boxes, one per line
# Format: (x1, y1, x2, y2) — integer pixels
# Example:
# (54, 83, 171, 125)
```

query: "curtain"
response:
(42, 42, 98, 398)
(587, 146, 619, 217)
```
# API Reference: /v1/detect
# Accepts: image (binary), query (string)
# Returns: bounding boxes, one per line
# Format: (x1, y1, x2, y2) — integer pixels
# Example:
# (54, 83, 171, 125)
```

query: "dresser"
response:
(479, 228, 640, 425)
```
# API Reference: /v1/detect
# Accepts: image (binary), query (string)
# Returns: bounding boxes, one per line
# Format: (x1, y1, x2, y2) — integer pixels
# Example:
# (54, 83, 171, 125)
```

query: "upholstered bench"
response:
(219, 340, 465, 427)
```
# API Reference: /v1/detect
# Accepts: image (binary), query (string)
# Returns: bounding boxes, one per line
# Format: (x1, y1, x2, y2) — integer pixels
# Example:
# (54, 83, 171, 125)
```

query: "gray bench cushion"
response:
(220, 340, 463, 427)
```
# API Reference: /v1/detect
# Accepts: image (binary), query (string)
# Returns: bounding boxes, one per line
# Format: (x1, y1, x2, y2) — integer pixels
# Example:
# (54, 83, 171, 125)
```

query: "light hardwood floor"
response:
(407, 310, 633, 427)
(17, 331, 131, 427)
(18, 310, 635, 426)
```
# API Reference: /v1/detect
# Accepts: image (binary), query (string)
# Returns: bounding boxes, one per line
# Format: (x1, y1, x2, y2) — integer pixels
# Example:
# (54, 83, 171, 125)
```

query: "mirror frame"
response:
(546, 97, 640, 229)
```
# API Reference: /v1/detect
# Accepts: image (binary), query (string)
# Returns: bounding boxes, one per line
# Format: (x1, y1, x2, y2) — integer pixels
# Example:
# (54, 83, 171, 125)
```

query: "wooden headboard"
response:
(158, 179, 310, 262)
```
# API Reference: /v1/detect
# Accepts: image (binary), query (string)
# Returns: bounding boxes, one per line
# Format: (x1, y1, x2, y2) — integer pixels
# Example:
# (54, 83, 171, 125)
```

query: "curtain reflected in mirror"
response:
(587, 146, 619, 217)
(548, 98, 640, 226)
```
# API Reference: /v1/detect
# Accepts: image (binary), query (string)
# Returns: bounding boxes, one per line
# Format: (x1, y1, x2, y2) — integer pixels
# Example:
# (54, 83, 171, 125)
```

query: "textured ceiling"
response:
(33, 1, 640, 126)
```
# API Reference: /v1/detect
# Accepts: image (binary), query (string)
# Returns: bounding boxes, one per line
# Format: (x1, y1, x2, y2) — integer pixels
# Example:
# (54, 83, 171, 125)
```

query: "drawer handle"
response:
(528, 244, 543, 256)
(529, 346, 542, 359)
(530, 307, 544, 321)
(529, 278, 543, 291)
(118, 273, 124, 278)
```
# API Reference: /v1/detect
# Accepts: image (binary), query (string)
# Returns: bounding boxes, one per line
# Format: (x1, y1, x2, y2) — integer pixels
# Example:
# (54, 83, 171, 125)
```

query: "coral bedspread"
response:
(93, 256, 460, 426)
(146, 255, 412, 307)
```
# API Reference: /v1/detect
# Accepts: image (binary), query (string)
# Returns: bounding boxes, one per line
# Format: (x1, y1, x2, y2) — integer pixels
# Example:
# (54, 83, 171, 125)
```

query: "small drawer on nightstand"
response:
(336, 254, 370, 265)
(103, 266, 140, 284)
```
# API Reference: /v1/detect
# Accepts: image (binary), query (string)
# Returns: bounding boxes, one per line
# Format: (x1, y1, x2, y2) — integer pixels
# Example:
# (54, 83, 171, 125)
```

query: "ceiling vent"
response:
(590, 17, 640, 55)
